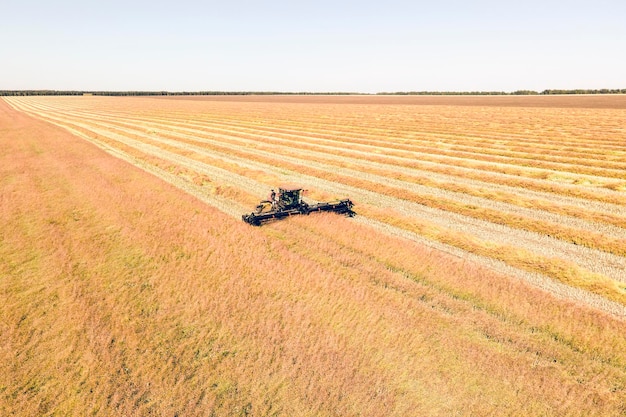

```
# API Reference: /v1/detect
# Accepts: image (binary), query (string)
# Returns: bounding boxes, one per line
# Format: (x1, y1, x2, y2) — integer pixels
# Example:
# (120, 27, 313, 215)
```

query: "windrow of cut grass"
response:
(148, 114, 626, 174)
(232, 114, 626, 158)
(3, 96, 626, 416)
(92, 108, 626, 201)
(114, 110, 626, 183)
(144, 99, 625, 147)
(160, 103, 626, 165)
(16, 98, 626, 205)
(21, 97, 626, 168)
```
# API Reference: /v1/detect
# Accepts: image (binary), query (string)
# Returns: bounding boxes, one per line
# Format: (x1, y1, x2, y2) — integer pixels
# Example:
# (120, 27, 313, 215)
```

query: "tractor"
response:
(242, 187, 355, 226)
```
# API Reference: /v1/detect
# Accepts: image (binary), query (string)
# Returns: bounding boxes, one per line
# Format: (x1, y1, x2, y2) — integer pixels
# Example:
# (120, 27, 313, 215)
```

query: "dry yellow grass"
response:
(2, 96, 626, 416)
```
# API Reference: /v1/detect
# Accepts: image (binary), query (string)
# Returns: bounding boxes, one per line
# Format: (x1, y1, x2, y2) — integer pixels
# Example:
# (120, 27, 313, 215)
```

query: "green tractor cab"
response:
(276, 187, 304, 210)
(242, 187, 355, 226)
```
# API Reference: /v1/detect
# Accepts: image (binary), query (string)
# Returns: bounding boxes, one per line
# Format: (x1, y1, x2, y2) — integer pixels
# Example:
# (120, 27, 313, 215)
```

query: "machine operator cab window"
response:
(278, 187, 301, 209)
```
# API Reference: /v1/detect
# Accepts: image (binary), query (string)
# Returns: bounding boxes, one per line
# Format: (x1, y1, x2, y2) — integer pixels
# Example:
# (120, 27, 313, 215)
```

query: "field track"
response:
(5, 95, 626, 314)
(3, 96, 626, 416)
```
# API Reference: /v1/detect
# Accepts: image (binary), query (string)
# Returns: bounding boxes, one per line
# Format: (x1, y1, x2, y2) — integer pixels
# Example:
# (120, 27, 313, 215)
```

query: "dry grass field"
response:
(2, 95, 626, 416)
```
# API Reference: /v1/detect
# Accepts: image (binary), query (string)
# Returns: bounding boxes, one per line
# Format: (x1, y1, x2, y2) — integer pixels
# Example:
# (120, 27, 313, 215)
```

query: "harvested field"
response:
(2, 95, 626, 416)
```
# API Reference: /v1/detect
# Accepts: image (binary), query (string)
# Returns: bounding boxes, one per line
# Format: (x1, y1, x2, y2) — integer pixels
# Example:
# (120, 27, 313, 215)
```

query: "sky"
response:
(1, 0, 625, 92)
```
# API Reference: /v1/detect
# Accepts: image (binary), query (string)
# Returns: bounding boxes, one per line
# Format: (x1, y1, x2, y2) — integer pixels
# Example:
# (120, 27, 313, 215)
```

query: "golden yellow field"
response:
(2, 95, 626, 416)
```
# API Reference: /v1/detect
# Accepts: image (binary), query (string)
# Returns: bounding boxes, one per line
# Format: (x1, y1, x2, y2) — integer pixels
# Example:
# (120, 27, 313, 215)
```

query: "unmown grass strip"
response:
(48, 123, 260, 217)
(17, 110, 268, 218)
(255, 217, 626, 415)
(39, 115, 281, 194)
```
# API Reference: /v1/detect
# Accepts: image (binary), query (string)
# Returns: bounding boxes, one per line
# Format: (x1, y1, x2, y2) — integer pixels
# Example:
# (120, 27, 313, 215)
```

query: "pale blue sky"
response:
(1, 0, 624, 92)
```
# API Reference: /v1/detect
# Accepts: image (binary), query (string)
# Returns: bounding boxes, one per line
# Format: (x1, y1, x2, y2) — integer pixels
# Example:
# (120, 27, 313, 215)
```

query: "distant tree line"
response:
(0, 90, 362, 96)
(0, 90, 86, 96)
(377, 89, 626, 95)
(539, 89, 626, 95)
(1, 89, 625, 96)
(380, 91, 514, 96)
